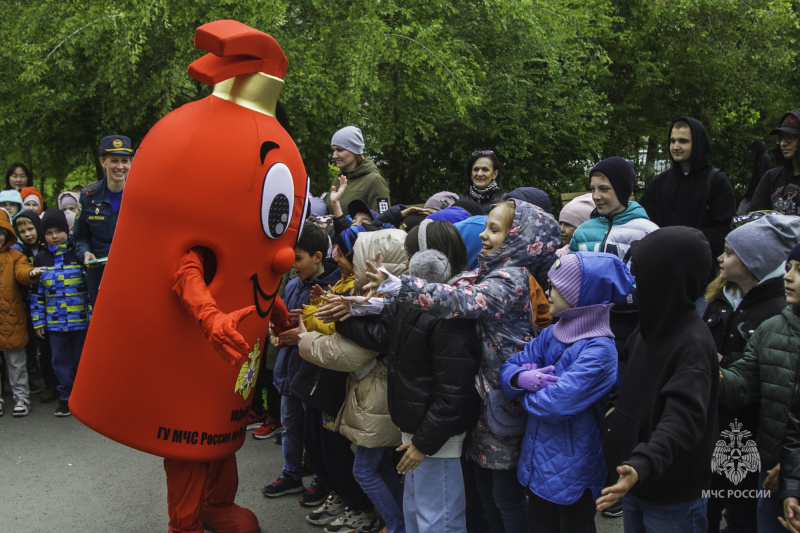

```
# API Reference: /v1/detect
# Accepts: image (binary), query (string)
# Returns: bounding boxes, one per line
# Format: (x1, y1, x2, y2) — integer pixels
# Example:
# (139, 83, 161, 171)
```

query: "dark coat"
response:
(73, 179, 121, 260)
(780, 390, 800, 499)
(602, 227, 719, 503)
(750, 109, 800, 215)
(640, 116, 736, 265)
(704, 277, 785, 492)
(272, 261, 341, 398)
(337, 303, 481, 456)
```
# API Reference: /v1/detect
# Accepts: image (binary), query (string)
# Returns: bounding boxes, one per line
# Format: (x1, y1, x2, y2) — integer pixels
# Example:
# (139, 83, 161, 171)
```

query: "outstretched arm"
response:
(172, 248, 255, 366)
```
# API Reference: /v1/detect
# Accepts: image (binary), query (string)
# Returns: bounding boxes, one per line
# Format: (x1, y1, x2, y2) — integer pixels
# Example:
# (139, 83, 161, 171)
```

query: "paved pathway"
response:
(0, 396, 623, 532)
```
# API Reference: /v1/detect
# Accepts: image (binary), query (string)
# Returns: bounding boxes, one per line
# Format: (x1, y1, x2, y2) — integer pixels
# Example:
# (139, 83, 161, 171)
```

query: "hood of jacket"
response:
(0, 209, 17, 252)
(477, 200, 560, 273)
(574, 252, 636, 307)
(669, 116, 712, 174)
(0, 189, 24, 220)
(631, 226, 711, 341)
(343, 157, 380, 181)
(352, 228, 409, 291)
(13, 210, 43, 247)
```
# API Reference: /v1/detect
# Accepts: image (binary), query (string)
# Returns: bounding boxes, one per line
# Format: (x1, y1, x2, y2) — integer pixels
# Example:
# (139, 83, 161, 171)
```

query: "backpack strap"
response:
(706, 167, 720, 222)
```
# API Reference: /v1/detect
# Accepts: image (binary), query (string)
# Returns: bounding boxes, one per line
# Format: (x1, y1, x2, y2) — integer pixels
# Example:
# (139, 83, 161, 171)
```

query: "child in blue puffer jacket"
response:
(499, 252, 635, 533)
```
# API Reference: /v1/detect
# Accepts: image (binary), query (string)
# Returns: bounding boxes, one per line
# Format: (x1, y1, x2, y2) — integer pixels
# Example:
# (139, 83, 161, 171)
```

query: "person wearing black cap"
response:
(73, 135, 133, 305)
(749, 109, 800, 216)
(640, 117, 736, 272)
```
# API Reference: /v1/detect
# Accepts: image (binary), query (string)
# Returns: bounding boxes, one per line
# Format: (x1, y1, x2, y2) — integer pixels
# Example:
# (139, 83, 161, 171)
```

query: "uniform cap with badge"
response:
(99, 135, 133, 155)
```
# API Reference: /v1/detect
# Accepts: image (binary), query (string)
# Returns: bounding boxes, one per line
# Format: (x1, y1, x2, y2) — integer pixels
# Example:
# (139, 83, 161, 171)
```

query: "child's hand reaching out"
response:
(362, 251, 388, 299)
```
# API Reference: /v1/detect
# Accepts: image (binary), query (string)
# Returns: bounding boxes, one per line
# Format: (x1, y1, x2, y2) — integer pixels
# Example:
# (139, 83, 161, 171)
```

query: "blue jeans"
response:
(404, 457, 466, 533)
(472, 466, 527, 533)
(279, 394, 305, 480)
(623, 493, 706, 532)
(758, 470, 785, 533)
(49, 330, 87, 402)
(354, 446, 405, 533)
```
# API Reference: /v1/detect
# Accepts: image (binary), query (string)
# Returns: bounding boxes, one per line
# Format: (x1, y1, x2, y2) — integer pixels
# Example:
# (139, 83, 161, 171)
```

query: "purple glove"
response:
(516, 365, 559, 392)
(521, 362, 538, 371)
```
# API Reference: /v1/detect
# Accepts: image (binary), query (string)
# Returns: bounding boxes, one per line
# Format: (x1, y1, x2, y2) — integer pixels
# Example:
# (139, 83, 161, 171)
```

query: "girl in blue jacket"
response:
(364, 199, 560, 533)
(499, 252, 634, 533)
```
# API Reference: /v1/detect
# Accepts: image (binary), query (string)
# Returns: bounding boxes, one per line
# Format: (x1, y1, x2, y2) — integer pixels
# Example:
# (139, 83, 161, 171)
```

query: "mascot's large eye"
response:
(261, 163, 294, 239)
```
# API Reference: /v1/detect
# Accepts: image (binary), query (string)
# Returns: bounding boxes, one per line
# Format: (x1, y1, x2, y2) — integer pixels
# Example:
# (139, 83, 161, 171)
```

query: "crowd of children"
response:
(7, 116, 800, 533)
(0, 162, 89, 418)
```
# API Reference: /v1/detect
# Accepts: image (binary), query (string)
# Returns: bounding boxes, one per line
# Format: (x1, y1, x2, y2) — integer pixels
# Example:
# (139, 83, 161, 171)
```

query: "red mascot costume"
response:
(70, 20, 306, 533)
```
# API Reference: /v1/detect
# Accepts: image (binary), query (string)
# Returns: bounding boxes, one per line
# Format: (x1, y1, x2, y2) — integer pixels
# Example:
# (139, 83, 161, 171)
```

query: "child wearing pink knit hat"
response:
(556, 193, 594, 258)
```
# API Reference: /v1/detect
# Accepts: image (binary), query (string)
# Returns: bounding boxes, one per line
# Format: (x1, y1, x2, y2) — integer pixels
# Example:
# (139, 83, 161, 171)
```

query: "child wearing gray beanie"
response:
(704, 213, 800, 533)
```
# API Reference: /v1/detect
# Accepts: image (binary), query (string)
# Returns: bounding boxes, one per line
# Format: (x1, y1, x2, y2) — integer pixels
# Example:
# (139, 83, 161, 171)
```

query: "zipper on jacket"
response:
(600, 214, 616, 251)
(310, 366, 321, 395)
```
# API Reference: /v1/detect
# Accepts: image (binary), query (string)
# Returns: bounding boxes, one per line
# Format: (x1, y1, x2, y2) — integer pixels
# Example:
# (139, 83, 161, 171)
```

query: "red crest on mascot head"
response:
(71, 20, 309, 461)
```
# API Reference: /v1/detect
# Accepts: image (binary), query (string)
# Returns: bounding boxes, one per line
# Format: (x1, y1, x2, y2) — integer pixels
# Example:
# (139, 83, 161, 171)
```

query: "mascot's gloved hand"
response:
(172, 248, 256, 366)
(517, 365, 559, 392)
(269, 294, 296, 335)
(197, 305, 256, 366)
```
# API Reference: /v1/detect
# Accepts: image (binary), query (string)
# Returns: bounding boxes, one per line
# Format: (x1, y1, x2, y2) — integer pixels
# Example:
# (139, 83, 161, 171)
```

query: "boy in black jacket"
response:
(596, 227, 719, 530)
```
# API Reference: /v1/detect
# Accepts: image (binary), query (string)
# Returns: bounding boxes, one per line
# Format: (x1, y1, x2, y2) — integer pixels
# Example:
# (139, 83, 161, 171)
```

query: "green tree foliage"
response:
(0, 0, 797, 208)
(599, 0, 798, 190)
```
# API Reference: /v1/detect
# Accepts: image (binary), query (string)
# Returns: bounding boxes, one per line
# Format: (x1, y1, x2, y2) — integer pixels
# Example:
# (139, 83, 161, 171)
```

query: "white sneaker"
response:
(324, 508, 378, 533)
(13, 397, 30, 417)
(307, 492, 345, 525)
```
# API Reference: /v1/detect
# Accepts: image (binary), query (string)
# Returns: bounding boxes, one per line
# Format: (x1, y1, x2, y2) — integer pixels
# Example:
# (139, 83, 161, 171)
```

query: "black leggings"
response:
(527, 488, 597, 533)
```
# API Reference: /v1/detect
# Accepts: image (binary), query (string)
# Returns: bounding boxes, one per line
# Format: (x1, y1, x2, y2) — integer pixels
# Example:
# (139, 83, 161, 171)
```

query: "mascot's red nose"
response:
(272, 246, 295, 274)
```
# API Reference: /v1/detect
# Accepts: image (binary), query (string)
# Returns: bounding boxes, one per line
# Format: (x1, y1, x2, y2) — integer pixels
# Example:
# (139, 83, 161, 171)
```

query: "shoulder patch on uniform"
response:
(81, 182, 101, 197)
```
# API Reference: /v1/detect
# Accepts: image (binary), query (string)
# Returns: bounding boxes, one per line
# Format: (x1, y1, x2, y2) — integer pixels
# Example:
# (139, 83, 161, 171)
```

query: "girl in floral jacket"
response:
(366, 200, 560, 533)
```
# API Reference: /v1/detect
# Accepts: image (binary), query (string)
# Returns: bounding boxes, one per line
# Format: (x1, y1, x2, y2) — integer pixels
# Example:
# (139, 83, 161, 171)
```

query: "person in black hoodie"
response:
(750, 109, 800, 216)
(640, 117, 736, 275)
(596, 227, 719, 531)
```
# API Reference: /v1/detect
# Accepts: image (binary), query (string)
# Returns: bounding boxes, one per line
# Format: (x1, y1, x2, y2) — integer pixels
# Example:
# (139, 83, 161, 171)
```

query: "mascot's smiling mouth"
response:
(250, 273, 279, 318)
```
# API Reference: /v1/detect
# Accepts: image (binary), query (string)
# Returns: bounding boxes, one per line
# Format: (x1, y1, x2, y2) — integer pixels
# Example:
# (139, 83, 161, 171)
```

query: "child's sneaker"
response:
(261, 474, 304, 497)
(324, 508, 377, 533)
(299, 477, 325, 507)
(55, 400, 71, 417)
(307, 492, 344, 525)
(245, 409, 268, 430)
(12, 397, 30, 417)
(253, 418, 283, 439)
(351, 514, 384, 533)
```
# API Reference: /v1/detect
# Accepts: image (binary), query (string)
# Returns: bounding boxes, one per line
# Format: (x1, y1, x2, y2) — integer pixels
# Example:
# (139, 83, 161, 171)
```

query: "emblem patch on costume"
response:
(377, 198, 389, 213)
(234, 338, 261, 400)
(711, 418, 760, 485)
